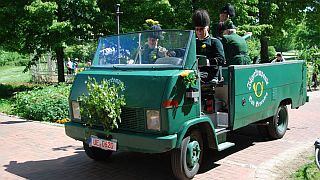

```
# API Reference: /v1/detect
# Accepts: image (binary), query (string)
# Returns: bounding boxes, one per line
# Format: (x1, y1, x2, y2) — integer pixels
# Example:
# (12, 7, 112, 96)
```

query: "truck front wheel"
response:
(83, 142, 112, 161)
(171, 130, 203, 180)
(268, 105, 288, 139)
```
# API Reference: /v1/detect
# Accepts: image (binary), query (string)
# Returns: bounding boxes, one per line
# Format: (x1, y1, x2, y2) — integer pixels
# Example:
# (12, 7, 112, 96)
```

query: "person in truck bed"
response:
(221, 20, 250, 66)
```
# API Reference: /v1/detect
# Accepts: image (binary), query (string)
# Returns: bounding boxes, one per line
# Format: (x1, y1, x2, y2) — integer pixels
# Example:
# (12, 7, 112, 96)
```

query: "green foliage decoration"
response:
(78, 77, 126, 132)
(13, 84, 70, 122)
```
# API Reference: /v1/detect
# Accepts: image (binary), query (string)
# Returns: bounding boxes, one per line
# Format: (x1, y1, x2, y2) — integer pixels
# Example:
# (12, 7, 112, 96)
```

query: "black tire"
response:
(267, 105, 288, 139)
(315, 147, 320, 169)
(83, 142, 112, 161)
(171, 130, 203, 180)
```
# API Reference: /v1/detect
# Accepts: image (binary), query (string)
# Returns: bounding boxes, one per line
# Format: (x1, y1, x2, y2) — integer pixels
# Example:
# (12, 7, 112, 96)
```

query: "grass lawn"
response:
(0, 66, 31, 83)
(293, 156, 320, 179)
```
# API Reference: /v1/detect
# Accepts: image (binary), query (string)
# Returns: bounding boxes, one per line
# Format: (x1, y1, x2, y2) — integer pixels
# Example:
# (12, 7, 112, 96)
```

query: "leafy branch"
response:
(78, 77, 126, 133)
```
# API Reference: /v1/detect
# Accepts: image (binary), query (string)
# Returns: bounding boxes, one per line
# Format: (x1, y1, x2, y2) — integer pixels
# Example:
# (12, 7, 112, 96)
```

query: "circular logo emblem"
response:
(247, 69, 269, 107)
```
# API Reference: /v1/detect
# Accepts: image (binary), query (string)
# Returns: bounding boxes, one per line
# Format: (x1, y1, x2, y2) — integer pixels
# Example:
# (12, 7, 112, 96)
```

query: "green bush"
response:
(79, 77, 126, 132)
(0, 50, 29, 66)
(247, 38, 260, 63)
(268, 46, 277, 61)
(14, 84, 71, 122)
(298, 47, 320, 89)
(0, 83, 41, 98)
(0, 98, 14, 114)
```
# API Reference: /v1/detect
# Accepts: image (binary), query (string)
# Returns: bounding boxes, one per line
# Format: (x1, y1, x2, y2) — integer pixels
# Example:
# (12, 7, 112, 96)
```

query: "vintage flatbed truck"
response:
(65, 30, 308, 179)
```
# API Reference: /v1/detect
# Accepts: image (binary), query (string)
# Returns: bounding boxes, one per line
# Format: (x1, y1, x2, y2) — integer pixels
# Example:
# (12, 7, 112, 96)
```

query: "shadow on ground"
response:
(0, 120, 32, 125)
(4, 125, 273, 180)
(4, 147, 174, 180)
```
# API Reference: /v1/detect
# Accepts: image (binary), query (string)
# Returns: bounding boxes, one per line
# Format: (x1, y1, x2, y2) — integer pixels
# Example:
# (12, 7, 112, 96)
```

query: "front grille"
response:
(119, 107, 146, 132)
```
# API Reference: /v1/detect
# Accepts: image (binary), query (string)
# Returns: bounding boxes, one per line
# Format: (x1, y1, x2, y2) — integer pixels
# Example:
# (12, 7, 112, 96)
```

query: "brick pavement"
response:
(0, 91, 319, 180)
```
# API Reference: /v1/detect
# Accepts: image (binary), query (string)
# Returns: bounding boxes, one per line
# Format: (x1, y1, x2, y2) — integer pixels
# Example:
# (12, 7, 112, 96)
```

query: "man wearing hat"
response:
(192, 9, 225, 83)
(221, 20, 250, 66)
(141, 24, 167, 64)
(213, 3, 236, 39)
(128, 24, 167, 64)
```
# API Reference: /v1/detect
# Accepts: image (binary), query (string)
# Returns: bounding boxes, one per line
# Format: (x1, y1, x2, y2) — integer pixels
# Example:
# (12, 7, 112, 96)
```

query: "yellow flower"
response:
(146, 19, 154, 24)
(146, 19, 160, 25)
(55, 118, 70, 124)
(180, 71, 190, 77)
(180, 70, 193, 77)
(201, 44, 206, 48)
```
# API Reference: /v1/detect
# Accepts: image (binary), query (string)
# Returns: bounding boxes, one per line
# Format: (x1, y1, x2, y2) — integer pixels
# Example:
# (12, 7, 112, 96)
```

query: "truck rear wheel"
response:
(267, 105, 288, 139)
(171, 130, 203, 180)
(83, 142, 112, 161)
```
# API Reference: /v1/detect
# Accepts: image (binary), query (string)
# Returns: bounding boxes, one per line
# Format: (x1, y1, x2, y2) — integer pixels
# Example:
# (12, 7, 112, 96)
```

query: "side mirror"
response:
(197, 55, 208, 67)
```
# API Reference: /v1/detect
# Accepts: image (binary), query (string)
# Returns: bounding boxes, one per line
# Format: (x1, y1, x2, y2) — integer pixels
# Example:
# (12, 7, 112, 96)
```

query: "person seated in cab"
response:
(192, 9, 225, 83)
(128, 25, 168, 64)
(221, 20, 250, 66)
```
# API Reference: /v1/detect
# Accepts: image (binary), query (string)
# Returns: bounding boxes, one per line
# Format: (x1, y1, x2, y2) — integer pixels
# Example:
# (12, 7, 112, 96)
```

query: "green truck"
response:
(65, 30, 308, 179)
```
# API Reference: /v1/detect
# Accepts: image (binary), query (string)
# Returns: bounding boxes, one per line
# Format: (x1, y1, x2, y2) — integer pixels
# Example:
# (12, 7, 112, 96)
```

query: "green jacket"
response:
(221, 33, 250, 66)
(196, 36, 225, 65)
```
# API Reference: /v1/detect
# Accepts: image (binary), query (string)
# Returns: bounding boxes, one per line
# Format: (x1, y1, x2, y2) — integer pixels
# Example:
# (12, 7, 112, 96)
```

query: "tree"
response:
(1, 0, 319, 76)
(0, 0, 102, 82)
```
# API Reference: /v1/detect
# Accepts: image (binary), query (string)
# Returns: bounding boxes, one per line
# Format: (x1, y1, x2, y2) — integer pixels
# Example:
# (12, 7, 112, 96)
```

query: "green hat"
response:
(147, 24, 162, 39)
(222, 20, 236, 31)
(192, 9, 210, 27)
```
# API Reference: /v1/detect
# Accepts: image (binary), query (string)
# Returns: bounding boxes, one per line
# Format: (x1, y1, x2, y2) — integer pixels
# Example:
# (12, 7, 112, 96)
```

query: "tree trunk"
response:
(260, 36, 269, 63)
(55, 47, 65, 82)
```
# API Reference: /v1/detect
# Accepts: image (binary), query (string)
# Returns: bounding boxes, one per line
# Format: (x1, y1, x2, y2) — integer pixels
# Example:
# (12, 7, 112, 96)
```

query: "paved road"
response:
(0, 91, 319, 180)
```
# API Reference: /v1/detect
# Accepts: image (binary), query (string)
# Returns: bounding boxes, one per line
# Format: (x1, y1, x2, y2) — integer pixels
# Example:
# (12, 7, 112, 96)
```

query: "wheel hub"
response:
(186, 141, 200, 168)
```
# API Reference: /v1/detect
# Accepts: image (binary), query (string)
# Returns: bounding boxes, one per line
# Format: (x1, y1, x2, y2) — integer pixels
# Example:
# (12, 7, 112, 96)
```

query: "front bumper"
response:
(65, 122, 177, 153)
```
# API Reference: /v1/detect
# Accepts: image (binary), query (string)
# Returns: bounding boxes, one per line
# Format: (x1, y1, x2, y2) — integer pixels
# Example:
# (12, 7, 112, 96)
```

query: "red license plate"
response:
(89, 136, 117, 151)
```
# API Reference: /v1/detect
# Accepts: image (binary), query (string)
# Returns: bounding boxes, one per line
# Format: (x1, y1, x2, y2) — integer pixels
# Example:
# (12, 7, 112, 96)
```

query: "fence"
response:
(30, 53, 74, 83)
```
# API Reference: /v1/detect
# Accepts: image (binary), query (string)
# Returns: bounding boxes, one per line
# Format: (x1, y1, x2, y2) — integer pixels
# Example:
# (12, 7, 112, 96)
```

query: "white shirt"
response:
(271, 57, 286, 63)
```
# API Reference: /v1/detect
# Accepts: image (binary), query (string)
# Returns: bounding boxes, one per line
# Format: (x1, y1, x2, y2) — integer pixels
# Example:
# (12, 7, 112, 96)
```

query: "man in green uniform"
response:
(221, 20, 250, 66)
(212, 3, 236, 39)
(128, 24, 167, 64)
(192, 9, 225, 83)
(140, 24, 167, 64)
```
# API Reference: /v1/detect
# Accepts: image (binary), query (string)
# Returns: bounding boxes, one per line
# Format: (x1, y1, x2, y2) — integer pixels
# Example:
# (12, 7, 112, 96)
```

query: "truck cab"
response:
(65, 29, 308, 179)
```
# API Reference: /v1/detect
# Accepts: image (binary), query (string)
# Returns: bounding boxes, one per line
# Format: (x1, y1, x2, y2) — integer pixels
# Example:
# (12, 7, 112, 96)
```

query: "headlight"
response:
(72, 101, 81, 119)
(146, 110, 160, 131)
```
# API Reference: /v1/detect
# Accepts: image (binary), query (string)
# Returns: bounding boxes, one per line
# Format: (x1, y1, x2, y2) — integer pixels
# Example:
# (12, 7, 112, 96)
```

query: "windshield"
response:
(93, 30, 192, 67)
